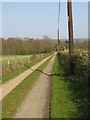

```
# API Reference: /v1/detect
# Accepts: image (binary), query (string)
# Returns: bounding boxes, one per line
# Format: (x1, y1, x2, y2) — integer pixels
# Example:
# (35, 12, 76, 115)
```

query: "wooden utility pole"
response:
(57, 29, 60, 51)
(67, 0, 74, 55)
(67, 0, 74, 71)
(57, 0, 60, 52)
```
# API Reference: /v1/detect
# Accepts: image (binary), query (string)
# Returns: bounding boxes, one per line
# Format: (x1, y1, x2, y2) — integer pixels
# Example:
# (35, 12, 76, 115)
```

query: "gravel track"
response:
(0, 54, 54, 101)
(14, 55, 55, 118)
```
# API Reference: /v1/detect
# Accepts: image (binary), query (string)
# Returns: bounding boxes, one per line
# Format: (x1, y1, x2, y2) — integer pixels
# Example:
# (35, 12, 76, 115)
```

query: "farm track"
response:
(14, 55, 55, 118)
(0, 54, 55, 101)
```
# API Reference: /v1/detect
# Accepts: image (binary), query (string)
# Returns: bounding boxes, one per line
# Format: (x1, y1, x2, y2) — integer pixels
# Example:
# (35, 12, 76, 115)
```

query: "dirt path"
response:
(14, 55, 55, 118)
(0, 54, 55, 101)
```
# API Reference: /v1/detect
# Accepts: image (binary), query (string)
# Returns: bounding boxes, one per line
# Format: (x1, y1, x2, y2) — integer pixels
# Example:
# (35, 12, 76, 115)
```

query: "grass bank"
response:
(2, 56, 52, 118)
(50, 55, 88, 118)
(2, 54, 50, 84)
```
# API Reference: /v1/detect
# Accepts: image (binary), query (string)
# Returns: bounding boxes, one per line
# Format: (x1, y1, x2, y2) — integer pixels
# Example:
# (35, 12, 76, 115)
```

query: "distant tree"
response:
(65, 40, 69, 43)
(2, 38, 55, 55)
(43, 35, 51, 40)
(65, 40, 69, 49)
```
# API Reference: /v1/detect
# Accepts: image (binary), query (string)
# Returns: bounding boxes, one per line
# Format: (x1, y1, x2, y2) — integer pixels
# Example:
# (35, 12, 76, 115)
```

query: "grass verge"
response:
(2, 56, 52, 118)
(2, 55, 50, 83)
(50, 55, 88, 118)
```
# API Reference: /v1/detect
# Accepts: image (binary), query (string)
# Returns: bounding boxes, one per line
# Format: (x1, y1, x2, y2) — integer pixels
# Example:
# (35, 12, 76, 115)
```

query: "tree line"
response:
(2, 38, 56, 55)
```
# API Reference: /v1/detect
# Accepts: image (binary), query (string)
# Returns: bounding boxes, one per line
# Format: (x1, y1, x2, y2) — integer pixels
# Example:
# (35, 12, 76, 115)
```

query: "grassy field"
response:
(2, 56, 52, 118)
(2, 54, 50, 84)
(50, 55, 88, 118)
(2, 54, 42, 76)
(2, 55, 32, 65)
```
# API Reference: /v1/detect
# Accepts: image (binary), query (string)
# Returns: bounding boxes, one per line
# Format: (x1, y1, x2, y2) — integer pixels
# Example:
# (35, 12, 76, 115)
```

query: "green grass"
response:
(2, 57, 52, 118)
(50, 55, 88, 118)
(2, 55, 50, 83)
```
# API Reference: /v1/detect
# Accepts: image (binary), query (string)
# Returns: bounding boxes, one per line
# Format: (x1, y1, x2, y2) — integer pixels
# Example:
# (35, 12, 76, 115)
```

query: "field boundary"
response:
(2, 55, 55, 118)
(2, 54, 51, 83)
(0, 54, 55, 101)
